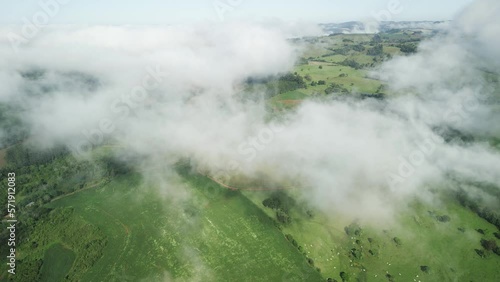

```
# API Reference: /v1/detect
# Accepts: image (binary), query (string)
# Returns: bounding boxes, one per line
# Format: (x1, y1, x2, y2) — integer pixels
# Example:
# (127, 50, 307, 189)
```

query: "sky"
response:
(0, 0, 475, 25)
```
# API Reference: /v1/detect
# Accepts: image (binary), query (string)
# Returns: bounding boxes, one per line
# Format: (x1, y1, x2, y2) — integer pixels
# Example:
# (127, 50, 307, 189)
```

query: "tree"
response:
(420, 265, 430, 273)
(398, 43, 417, 54)
(367, 44, 383, 56)
(352, 44, 365, 52)
(306, 210, 314, 218)
(276, 210, 291, 225)
(455, 189, 500, 231)
(340, 59, 361, 69)
(277, 72, 307, 94)
(436, 215, 451, 222)
(285, 234, 298, 247)
(494, 246, 500, 256)
(372, 34, 382, 43)
(340, 271, 349, 282)
(344, 223, 362, 236)
(101, 155, 133, 176)
(262, 197, 281, 210)
(393, 237, 402, 246)
(325, 83, 349, 95)
(475, 249, 486, 258)
(480, 239, 497, 251)
(262, 192, 295, 213)
(350, 248, 363, 259)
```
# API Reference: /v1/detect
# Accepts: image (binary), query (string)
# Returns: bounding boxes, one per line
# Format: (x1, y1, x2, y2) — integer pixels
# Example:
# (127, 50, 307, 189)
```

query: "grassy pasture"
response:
(264, 33, 403, 109)
(294, 63, 381, 95)
(242, 189, 500, 282)
(13, 166, 500, 282)
(42, 171, 322, 281)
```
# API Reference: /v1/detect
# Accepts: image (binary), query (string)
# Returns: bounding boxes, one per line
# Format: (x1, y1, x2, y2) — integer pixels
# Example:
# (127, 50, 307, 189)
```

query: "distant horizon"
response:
(0, 19, 454, 27)
(0, 0, 474, 25)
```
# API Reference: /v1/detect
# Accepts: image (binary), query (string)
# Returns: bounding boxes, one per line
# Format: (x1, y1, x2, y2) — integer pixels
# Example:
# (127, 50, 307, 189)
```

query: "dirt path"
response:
(278, 99, 303, 105)
(206, 175, 294, 191)
(0, 148, 7, 168)
(51, 180, 107, 202)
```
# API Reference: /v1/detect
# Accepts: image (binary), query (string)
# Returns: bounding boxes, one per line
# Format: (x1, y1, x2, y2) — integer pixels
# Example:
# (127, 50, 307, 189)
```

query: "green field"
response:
(40, 243, 76, 282)
(5, 150, 500, 282)
(267, 33, 402, 107)
(296, 63, 381, 95)
(31, 170, 322, 281)
(241, 189, 500, 282)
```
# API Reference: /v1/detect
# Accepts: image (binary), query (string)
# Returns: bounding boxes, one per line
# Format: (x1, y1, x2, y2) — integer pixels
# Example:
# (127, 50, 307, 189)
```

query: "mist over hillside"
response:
(1, 0, 500, 281)
(0, 0, 498, 222)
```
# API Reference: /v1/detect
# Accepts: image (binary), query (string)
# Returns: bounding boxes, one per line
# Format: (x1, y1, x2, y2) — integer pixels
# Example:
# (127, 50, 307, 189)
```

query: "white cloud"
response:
(0, 1, 499, 223)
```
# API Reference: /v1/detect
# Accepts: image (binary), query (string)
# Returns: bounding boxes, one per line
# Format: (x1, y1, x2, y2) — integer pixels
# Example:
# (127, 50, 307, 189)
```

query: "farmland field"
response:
(9, 164, 500, 281)
(39, 244, 76, 282)
(36, 170, 322, 281)
(241, 189, 500, 282)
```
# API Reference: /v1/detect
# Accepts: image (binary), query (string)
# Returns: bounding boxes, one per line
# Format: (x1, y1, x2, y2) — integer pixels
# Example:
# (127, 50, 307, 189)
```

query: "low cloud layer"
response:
(1, 0, 499, 222)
